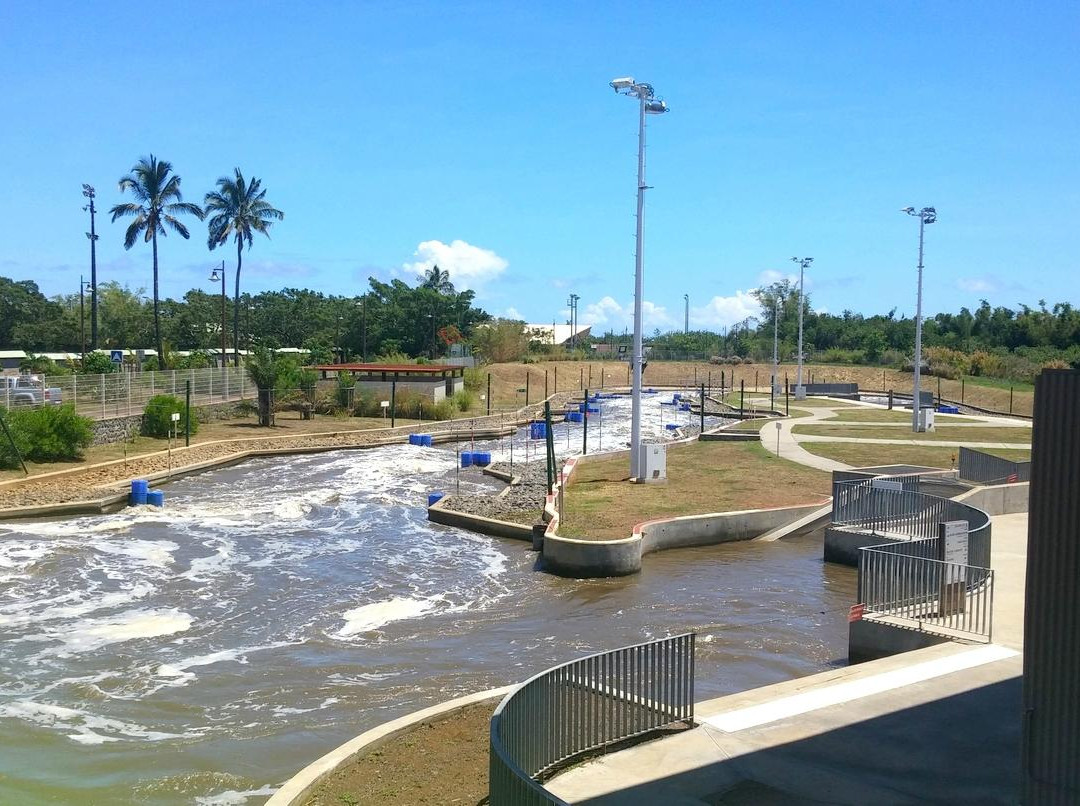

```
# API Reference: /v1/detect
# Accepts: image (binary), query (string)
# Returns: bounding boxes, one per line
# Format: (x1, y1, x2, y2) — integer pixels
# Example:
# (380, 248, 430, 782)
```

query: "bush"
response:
(142, 394, 197, 438)
(453, 389, 474, 411)
(463, 367, 484, 392)
(0, 404, 93, 468)
(81, 352, 119, 375)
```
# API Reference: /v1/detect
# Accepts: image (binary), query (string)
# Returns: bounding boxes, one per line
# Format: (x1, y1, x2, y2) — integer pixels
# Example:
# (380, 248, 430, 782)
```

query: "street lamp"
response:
(772, 297, 780, 395)
(209, 262, 227, 368)
(79, 275, 92, 363)
(790, 256, 813, 399)
(82, 184, 99, 349)
(611, 75, 669, 480)
(902, 206, 937, 432)
(567, 294, 579, 350)
(683, 293, 689, 335)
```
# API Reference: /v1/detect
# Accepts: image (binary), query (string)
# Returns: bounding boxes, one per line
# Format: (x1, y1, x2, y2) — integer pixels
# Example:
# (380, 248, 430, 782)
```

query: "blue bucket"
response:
(146, 490, 165, 508)
(130, 479, 148, 506)
(428, 492, 445, 506)
(461, 452, 473, 468)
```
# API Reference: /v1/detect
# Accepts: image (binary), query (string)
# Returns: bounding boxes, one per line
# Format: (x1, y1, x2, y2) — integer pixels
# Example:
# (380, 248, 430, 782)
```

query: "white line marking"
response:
(702, 644, 1018, 733)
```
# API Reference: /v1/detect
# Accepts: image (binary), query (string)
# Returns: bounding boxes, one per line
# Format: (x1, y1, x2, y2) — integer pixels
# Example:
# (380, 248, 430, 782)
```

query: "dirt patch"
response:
(304, 701, 494, 806)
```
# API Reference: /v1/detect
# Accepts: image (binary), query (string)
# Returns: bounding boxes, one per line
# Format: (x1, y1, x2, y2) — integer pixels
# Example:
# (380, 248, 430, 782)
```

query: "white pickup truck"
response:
(0, 375, 64, 408)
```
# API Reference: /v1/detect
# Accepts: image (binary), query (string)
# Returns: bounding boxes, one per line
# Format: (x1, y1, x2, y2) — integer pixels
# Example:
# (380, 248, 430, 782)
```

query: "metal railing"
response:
(858, 541, 995, 641)
(958, 446, 1031, 485)
(1, 367, 252, 420)
(489, 633, 696, 806)
(832, 479, 991, 569)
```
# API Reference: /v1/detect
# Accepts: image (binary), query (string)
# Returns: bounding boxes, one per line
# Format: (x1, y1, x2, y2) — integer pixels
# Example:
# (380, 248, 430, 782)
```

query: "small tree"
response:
(471, 318, 529, 363)
(245, 346, 301, 426)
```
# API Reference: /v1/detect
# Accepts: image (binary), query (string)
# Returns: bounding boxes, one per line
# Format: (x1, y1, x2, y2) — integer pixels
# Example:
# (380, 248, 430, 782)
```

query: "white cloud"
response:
(582, 296, 673, 331)
(956, 276, 996, 293)
(690, 291, 761, 329)
(504, 306, 523, 320)
(402, 239, 508, 289)
(757, 269, 799, 286)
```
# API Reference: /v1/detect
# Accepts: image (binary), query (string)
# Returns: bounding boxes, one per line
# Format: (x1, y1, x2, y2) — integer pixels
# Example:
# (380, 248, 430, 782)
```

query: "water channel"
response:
(0, 395, 855, 804)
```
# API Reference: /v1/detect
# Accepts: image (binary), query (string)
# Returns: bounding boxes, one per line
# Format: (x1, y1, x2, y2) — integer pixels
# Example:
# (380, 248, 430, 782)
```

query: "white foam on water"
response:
(27, 607, 193, 656)
(0, 700, 198, 745)
(333, 596, 438, 638)
(0, 582, 156, 628)
(194, 784, 278, 805)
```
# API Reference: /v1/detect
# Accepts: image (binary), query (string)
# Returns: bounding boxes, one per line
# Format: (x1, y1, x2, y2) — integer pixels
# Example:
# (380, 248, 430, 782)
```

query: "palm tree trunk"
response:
(152, 230, 162, 363)
(233, 240, 242, 367)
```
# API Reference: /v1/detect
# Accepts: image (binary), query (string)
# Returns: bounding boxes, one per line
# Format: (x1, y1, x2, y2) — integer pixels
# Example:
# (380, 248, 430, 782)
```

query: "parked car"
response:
(0, 375, 63, 408)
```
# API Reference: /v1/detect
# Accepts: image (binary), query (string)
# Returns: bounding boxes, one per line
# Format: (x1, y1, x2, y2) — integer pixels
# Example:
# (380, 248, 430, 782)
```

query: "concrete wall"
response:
(426, 498, 534, 542)
(824, 527, 908, 566)
(954, 482, 1029, 516)
(848, 617, 950, 664)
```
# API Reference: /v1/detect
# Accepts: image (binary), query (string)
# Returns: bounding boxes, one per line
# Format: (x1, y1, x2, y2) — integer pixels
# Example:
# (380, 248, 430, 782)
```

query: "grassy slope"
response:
(802, 442, 1031, 468)
(791, 424, 1031, 444)
(560, 440, 831, 540)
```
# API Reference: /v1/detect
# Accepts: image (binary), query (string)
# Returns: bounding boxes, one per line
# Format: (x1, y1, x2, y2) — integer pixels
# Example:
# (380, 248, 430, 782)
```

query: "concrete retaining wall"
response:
(954, 482, 1029, 516)
(265, 687, 510, 806)
(699, 430, 760, 442)
(90, 415, 143, 445)
(824, 527, 908, 566)
(426, 498, 534, 542)
(848, 617, 950, 664)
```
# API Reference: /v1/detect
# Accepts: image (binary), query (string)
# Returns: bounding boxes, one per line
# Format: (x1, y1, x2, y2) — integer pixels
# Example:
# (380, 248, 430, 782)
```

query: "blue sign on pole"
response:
(110, 350, 123, 363)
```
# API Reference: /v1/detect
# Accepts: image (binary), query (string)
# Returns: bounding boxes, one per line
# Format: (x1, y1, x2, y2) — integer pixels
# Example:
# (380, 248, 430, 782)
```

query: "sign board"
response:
(110, 350, 123, 363)
(171, 412, 181, 422)
(939, 519, 968, 614)
(618, 345, 627, 354)
(380, 400, 390, 408)
(848, 603, 865, 623)
(871, 478, 903, 492)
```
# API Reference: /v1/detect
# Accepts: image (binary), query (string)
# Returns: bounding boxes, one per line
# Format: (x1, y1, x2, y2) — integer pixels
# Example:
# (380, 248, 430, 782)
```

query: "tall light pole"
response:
(683, 293, 689, 335)
(790, 257, 813, 399)
(902, 206, 937, 432)
(772, 297, 780, 394)
(357, 296, 368, 363)
(82, 184, 99, 349)
(79, 275, 92, 363)
(567, 293, 579, 350)
(209, 262, 227, 368)
(611, 76, 669, 480)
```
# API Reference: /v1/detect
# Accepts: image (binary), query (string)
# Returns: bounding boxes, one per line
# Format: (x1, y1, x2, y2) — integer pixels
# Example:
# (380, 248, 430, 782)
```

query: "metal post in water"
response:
(391, 380, 397, 429)
(582, 388, 588, 455)
(545, 370, 549, 399)
(700, 383, 705, 433)
(526, 372, 530, 405)
(486, 373, 491, 415)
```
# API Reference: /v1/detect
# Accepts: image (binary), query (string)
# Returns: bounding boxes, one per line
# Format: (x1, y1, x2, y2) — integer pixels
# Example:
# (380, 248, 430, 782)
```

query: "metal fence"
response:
(489, 633, 696, 806)
(858, 541, 995, 641)
(832, 479, 991, 569)
(958, 446, 1031, 485)
(1, 367, 252, 420)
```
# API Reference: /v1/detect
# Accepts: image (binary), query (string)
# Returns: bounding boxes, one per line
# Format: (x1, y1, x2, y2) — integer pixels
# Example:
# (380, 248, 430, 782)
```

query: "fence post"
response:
(126, 373, 131, 416)
(961, 377, 965, 403)
(1009, 386, 1014, 414)
(888, 389, 894, 410)
(588, 365, 592, 387)
(554, 365, 557, 393)
(582, 388, 588, 455)
(937, 376, 941, 405)
(545, 370, 549, 399)
(525, 372, 530, 405)
(486, 373, 492, 416)
(740, 379, 745, 417)
(391, 380, 397, 428)
(209, 367, 214, 402)
(185, 380, 191, 447)
(700, 384, 705, 432)
(101, 374, 106, 419)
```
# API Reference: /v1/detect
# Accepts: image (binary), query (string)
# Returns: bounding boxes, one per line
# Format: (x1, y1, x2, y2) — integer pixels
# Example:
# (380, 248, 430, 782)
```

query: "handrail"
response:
(489, 633, 696, 806)
(858, 541, 994, 641)
(832, 479, 991, 568)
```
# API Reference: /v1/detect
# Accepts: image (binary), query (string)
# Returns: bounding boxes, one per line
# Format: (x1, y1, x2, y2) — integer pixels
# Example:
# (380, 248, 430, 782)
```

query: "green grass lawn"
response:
(824, 409, 980, 424)
(801, 442, 1031, 469)
(792, 424, 1031, 444)
(559, 440, 832, 540)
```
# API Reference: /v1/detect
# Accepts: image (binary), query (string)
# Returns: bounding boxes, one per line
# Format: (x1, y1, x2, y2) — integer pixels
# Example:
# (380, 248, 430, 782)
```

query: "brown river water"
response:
(0, 395, 855, 804)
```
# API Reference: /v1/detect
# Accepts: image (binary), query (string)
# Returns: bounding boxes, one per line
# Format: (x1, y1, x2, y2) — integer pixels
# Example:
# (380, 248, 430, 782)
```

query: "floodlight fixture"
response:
(610, 77, 635, 92)
(645, 100, 668, 114)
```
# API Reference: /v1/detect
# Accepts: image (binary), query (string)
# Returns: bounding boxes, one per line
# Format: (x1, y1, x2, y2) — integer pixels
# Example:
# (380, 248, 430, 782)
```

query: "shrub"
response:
(0, 404, 93, 468)
(453, 389, 474, 411)
(142, 394, 197, 438)
(463, 367, 484, 392)
(81, 352, 119, 375)
(335, 372, 356, 409)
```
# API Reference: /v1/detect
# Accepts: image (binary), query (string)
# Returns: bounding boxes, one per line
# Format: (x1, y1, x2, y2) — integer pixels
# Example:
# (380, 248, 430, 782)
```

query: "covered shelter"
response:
(313, 362, 466, 402)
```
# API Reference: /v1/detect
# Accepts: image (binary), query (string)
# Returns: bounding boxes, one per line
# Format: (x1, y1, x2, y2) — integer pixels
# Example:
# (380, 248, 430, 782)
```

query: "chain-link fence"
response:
(1, 367, 252, 420)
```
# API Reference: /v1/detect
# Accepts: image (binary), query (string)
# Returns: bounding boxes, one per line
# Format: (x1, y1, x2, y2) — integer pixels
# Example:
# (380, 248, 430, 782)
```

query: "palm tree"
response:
(205, 169, 284, 366)
(110, 155, 204, 362)
(418, 264, 454, 294)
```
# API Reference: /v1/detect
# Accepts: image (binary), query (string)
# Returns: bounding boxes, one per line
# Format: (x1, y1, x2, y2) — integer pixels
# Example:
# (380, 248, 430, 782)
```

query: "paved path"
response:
(738, 396, 1031, 473)
(546, 513, 1029, 804)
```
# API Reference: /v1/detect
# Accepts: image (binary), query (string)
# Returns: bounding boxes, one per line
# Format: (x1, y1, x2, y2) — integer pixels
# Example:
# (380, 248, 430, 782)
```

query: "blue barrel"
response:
(530, 422, 547, 439)
(421, 434, 433, 446)
(130, 479, 148, 506)
(586, 406, 600, 414)
(461, 452, 473, 467)
(665, 423, 679, 431)
(673, 393, 681, 401)
(568, 411, 582, 423)
(408, 434, 419, 445)
(474, 452, 491, 466)
(428, 492, 444, 506)
(578, 403, 588, 413)
(679, 403, 691, 411)
(146, 490, 165, 508)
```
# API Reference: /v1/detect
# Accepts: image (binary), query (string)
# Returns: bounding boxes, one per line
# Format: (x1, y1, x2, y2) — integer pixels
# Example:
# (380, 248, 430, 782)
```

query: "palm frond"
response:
(109, 202, 144, 222)
(163, 215, 191, 239)
(123, 216, 146, 249)
(166, 201, 205, 220)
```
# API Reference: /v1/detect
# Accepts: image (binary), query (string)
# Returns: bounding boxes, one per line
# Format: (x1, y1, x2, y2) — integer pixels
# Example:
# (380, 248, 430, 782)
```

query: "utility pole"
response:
(791, 257, 813, 399)
(772, 298, 780, 395)
(684, 293, 689, 335)
(567, 293, 580, 350)
(82, 184, 99, 349)
(903, 206, 937, 432)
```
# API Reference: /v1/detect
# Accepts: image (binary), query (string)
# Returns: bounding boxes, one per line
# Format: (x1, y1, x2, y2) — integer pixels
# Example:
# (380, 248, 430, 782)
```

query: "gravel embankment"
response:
(438, 461, 550, 524)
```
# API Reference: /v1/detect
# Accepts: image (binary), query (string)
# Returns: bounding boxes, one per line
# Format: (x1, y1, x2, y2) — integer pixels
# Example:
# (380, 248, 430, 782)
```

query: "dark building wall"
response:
(1022, 370, 1080, 803)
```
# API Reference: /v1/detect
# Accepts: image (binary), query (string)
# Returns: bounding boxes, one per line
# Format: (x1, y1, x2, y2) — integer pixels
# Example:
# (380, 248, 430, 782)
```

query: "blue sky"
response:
(1, 1, 1077, 333)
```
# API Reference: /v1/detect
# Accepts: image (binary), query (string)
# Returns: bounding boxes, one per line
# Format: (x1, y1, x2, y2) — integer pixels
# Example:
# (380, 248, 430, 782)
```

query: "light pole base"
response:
(794, 385, 807, 400)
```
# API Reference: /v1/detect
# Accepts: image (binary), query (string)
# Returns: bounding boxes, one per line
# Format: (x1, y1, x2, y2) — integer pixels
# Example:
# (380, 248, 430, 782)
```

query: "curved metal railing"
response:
(832, 479, 991, 568)
(489, 633, 696, 806)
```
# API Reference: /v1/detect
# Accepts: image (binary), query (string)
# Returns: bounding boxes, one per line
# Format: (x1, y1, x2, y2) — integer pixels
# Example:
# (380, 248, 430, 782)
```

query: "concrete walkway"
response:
(546, 513, 1028, 804)
(742, 396, 1031, 474)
